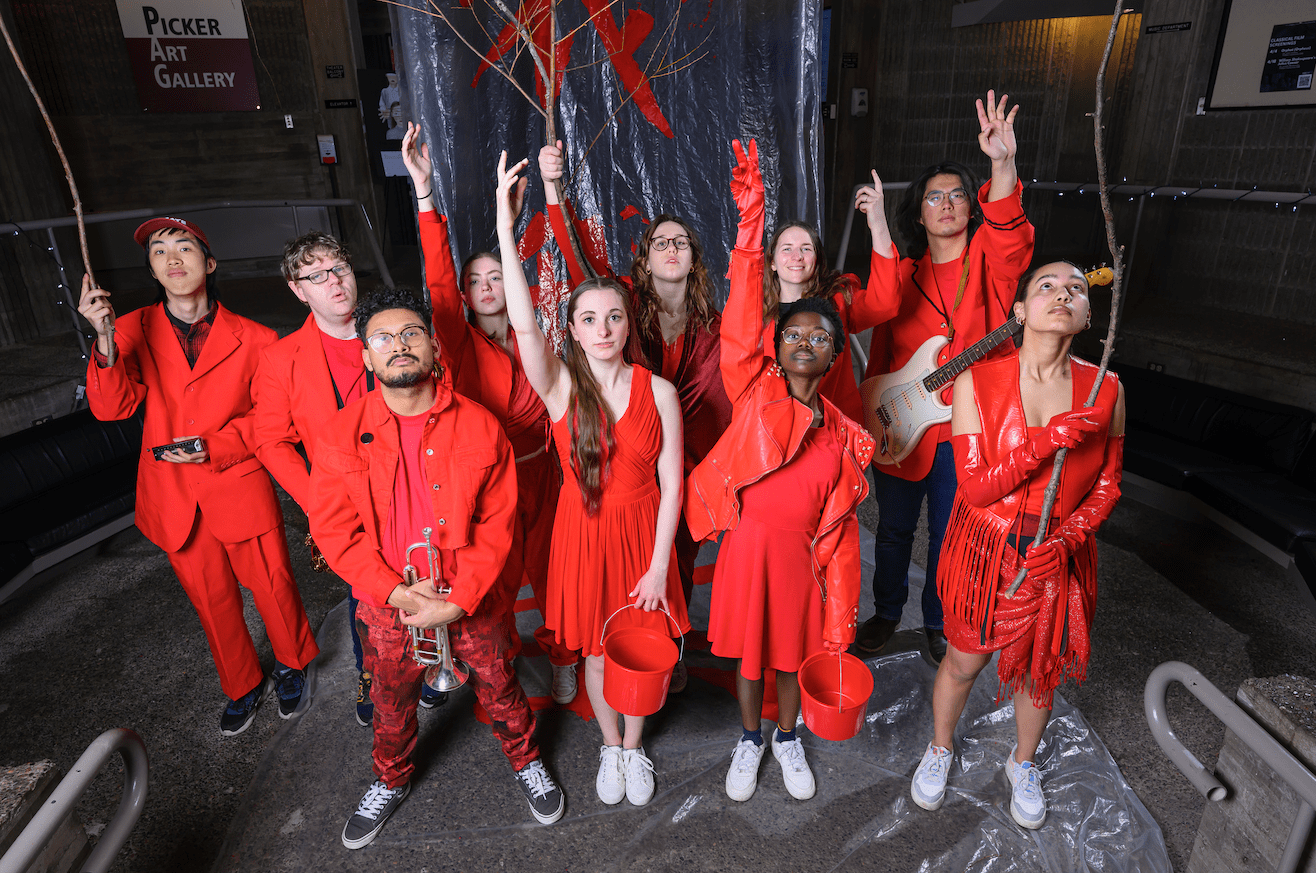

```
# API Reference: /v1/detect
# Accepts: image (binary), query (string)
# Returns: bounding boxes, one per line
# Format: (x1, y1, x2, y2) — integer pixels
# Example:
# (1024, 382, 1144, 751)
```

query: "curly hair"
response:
(893, 160, 984, 261)
(281, 230, 351, 284)
(629, 214, 717, 341)
(761, 221, 855, 325)
(353, 284, 433, 341)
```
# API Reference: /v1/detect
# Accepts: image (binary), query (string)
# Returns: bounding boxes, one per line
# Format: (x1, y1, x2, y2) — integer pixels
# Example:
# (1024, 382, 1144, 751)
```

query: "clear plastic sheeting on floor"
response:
(212, 592, 1171, 872)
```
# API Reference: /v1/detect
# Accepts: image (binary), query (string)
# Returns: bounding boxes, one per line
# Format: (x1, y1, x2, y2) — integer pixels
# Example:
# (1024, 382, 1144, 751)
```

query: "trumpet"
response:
(402, 526, 469, 692)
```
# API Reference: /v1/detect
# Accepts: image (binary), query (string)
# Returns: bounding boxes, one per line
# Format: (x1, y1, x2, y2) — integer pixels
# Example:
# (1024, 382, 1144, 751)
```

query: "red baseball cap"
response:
(133, 216, 211, 250)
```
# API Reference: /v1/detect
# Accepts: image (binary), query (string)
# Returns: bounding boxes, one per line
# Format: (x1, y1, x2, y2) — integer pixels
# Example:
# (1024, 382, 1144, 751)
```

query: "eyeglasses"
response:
(296, 263, 353, 284)
(365, 326, 429, 353)
(924, 189, 969, 207)
(650, 236, 691, 252)
(781, 328, 833, 349)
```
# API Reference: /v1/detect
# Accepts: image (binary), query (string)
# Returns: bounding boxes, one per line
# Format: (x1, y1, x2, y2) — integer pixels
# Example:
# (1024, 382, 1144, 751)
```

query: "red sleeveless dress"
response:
(707, 417, 843, 678)
(545, 366, 691, 657)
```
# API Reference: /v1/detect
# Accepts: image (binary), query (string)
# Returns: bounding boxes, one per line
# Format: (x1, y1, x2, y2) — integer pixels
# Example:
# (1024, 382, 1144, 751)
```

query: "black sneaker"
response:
(419, 683, 447, 709)
(272, 665, 306, 719)
(219, 677, 272, 736)
(342, 780, 409, 849)
(515, 760, 565, 824)
(356, 671, 373, 727)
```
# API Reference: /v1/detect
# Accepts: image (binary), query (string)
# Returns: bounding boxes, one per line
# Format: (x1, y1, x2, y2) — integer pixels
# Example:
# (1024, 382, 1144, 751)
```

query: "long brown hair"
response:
(761, 221, 855, 325)
(563, 278, 640, 516)
(629, 214, 717, 341)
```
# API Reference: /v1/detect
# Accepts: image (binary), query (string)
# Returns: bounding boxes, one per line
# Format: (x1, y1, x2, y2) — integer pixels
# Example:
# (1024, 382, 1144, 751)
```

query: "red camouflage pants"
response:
(358, 600, 538, 788)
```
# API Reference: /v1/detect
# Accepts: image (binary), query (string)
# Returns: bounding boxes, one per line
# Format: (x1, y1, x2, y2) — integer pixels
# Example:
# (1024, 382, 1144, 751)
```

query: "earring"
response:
(1085, 312, 1091, 329)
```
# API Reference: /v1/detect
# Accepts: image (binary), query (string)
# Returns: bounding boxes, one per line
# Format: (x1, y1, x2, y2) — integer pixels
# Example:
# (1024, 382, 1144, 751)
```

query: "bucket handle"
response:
(601, 603, 685, 662)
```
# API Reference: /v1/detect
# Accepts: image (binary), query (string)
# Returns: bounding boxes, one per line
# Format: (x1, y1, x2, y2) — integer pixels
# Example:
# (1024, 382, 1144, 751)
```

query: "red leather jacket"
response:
(685, 246, 876, 647)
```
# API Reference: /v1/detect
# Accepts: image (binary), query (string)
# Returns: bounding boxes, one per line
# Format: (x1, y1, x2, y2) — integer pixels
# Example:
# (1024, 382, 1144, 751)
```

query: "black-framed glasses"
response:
(650, 236, 691, 252)
(365, 326, 429, 353)
(781, 328, 833, 349)
(924, 189, 969, 207)
(296, 263, 353, 284)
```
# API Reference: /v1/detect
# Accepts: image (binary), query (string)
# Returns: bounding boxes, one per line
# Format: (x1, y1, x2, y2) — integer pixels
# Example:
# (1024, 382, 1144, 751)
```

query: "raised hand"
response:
(854, 169, 893, 254)
(731, 138, 765, 249)
(400, 122, 433, 194)
(78, 274, 115, 340)
(976, 89, 1018, 165)
(538, 140, 564, 184)
(494, 150, 530, 233)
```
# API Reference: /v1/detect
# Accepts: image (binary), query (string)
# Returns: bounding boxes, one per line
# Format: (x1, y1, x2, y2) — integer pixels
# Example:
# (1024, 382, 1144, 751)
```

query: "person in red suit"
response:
(253, 230, 445, 727)
(856, 90, 1036, 665)
(397, 123, 580, 706)
(77, 216, 318, 737)
(909, 261, 1124, 829)
(686, 140, 874, 803)
(309, 285, 564, 848)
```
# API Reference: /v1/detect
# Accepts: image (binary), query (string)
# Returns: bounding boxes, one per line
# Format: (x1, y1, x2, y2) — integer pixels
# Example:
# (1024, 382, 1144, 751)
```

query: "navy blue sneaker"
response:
(356, 671, 373, 727)
(220, 677, 272, 736)
(272, 665, 306, 719)
(419, 682, 447, 709)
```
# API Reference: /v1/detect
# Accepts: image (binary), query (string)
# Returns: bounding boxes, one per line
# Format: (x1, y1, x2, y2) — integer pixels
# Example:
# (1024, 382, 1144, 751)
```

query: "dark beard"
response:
(377, 367, 428, 388)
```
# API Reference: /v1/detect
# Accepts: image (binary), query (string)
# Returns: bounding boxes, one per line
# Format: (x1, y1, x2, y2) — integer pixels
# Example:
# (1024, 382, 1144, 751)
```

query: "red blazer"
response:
(308, 385, 518, 616)
(420, 211, 548, 458)
(252, 314, 346, 511)
(85, 302, 283, 553)
(685, 247, 876, 647)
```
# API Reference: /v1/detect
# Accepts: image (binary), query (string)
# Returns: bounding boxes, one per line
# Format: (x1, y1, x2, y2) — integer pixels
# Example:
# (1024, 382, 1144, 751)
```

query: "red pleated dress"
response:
(545, 366, 691, 657)
(707, 414, 843, 679)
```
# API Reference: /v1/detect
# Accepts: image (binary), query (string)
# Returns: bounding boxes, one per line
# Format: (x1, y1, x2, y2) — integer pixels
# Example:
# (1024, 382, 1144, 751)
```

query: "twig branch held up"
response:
(1004, 0, 1127, 599)
(0, 9, 113, 363)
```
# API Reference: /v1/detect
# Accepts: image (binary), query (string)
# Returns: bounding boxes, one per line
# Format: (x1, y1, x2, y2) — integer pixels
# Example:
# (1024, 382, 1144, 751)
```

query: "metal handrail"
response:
(0, 728, 149, 873)
(1145, 661, 1316, 873)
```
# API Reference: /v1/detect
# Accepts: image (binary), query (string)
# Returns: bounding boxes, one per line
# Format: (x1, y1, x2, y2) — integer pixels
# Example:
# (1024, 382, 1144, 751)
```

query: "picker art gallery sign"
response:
(116, 0, 260, 111)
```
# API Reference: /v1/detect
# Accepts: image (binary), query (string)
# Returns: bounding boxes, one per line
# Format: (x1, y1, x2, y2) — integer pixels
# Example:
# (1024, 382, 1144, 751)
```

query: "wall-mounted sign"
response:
(116, 0, 260, 112)
(325, 98, 358, 109)
(326, 64, 345, 79)
(1146, 22, 1192, 34)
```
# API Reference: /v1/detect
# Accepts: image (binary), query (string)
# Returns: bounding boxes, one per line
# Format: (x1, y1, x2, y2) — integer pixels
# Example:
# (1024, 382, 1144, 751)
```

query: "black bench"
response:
(1113, 364, 1316, 612)
(0, 407, 143, 607)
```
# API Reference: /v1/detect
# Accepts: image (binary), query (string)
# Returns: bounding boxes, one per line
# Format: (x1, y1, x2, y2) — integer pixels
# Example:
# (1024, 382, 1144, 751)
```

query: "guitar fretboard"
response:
(923, 318, 1022, 391)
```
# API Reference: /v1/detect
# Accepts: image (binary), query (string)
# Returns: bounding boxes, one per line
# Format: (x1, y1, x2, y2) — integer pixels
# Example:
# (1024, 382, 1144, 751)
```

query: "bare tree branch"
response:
(1004, 0, 1126, 598)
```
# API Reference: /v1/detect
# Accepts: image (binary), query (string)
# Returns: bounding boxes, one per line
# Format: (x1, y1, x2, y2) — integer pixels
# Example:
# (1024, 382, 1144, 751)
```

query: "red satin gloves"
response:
(952, 407, 1104, 507)
(731, 139, 765, 250)
(1023, 435, 1123, 579)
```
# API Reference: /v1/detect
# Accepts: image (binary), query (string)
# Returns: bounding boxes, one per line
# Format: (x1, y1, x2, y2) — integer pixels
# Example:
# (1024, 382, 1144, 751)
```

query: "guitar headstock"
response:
(1085, 266, 1114, 287)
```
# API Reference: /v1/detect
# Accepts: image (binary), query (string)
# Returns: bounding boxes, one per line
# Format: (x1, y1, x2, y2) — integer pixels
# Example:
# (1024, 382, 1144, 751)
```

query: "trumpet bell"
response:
(424, 659, 470, 692)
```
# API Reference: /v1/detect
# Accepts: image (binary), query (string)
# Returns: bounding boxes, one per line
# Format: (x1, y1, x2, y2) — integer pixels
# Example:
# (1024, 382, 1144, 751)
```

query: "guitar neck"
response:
(924, 318, 1021, 391)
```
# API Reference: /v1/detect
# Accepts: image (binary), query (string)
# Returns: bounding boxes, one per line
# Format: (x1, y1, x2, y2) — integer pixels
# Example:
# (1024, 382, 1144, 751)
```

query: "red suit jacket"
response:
(308, 384, 518, 617)
(85, 302, 283, 553)
(252, 314, 348, 511)
(685, 246, 876, 647)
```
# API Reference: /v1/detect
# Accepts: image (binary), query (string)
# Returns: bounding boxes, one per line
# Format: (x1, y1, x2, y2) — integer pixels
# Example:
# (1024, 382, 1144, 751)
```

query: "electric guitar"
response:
(860, 266, 1113, 468)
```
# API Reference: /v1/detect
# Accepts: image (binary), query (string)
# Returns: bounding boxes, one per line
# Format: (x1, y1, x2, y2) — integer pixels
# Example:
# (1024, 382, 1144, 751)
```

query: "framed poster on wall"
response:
(1208, 0, 1316, 108)
(116, 0, 261, 111)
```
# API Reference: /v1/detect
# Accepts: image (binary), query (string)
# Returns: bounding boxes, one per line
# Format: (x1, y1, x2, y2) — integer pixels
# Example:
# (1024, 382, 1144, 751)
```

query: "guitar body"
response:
(860, 334, 952, 469)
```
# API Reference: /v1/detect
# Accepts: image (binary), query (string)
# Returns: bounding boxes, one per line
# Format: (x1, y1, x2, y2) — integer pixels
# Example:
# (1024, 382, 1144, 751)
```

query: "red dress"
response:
(545, 366, 691, 657)
(708, 416, 843, 678)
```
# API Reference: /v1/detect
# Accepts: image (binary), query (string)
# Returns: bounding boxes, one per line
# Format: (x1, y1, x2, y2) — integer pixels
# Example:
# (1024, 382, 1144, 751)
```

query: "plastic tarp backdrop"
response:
(392, 0, 823, 344)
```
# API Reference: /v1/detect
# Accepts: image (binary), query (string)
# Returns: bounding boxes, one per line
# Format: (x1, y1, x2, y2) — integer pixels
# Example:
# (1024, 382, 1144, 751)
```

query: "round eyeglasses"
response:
(781, 328, 833, 349)
(650, 236, 691, 252)
(365, 326, 429, 353)
(924, 189, 969, 207)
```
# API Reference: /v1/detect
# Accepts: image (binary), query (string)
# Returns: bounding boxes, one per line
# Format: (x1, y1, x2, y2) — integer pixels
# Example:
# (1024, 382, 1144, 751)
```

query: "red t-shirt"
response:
(320, 330, 370, 407)
(381, 411, 455, 589)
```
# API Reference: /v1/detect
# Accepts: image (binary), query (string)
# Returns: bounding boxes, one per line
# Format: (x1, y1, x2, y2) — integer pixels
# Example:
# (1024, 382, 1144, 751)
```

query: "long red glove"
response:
(1023, 435, 1124, 579)
(953, 407, 1104, 507)
(731, 138, 765, 250)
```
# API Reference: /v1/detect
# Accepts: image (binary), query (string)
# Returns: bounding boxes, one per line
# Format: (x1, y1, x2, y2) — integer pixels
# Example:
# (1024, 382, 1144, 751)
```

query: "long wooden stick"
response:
(0, 9, 112, 363)
(1004, 0, 1126, 598)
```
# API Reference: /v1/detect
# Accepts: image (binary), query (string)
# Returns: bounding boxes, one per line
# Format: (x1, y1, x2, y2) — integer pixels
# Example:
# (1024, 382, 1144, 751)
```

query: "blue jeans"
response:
(869, 440, 957, 630)
(349, 593, 365, 672)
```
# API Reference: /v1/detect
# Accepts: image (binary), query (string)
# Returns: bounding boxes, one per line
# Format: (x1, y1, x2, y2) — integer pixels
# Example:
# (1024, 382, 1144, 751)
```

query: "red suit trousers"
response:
(166, 510, 319, 700)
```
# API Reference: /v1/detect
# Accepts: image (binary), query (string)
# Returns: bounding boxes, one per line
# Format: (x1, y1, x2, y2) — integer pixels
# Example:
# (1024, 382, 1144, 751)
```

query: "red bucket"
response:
(601, 605, 682, 717)
(798, 651, 874, 741)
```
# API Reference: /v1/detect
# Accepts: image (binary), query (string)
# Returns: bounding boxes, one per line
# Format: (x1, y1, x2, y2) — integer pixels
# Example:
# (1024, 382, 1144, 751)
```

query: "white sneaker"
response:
(911, 743, 952, 811)
(725, 738, 766, 801)
(1005, 747, 1047, 829)
(622, 747, 656, 806)
(771, 733, 816, 800)
(550, 662, 578, 704)
(596, 745, 625, 805)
